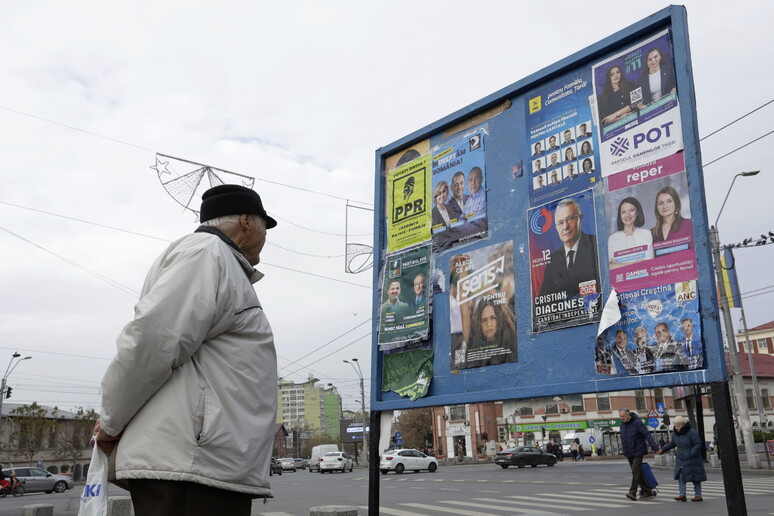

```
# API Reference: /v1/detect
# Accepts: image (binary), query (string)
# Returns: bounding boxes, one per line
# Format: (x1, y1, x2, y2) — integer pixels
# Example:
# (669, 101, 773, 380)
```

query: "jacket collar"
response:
(195, 226, 264, 284)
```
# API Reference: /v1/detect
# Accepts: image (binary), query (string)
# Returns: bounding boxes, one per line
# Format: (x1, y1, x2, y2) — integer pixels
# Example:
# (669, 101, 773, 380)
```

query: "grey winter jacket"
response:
(661, 422, 707, 482)
(100, 230, 277, 497)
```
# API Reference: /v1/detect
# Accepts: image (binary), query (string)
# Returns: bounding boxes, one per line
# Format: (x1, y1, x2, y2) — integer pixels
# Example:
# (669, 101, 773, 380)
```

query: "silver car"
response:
(2, 467, 74, 494)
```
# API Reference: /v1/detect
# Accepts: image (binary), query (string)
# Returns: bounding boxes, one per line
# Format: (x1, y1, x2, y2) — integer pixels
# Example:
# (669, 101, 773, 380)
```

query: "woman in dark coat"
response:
(658, 416, 707, 502)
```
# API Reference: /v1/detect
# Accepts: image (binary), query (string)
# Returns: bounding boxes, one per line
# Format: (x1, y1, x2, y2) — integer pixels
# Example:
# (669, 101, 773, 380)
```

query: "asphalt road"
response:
(1, 461, 772, 515)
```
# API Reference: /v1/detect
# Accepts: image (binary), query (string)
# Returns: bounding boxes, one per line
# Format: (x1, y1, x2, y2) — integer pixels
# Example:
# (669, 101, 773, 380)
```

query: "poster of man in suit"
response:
(529, 191, 601, 332)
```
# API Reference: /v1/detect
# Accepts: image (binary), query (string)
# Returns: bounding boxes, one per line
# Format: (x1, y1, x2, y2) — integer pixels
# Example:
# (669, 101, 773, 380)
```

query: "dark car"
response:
(269, 458, 283, 476)
(495, 446, 557, 469)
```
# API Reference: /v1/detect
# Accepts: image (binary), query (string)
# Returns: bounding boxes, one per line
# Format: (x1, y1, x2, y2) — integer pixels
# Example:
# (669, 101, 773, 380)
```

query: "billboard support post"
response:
(710, 382, 747, 514)
(368, 410, 381, 516)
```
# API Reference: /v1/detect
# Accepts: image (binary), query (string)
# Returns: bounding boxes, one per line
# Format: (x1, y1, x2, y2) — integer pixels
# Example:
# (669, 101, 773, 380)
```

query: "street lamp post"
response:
(344, 359, 367, 466)
(711, 170, 760, 468)
(0, 352, 32, 431)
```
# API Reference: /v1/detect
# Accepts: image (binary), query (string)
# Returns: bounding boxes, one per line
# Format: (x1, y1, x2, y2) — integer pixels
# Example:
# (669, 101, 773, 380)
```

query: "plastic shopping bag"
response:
(78, 437, 109, 516)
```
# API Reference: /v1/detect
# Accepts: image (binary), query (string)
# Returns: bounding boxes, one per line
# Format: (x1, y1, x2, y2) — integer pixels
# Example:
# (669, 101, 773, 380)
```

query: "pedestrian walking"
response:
(570, 439, 579, 461)
(556, 443, 564, 462)
(95, 185, 279, 515)
(619, 408, 660, 501)
(577, 443, 585, 460)
(658, 416, 707, 502)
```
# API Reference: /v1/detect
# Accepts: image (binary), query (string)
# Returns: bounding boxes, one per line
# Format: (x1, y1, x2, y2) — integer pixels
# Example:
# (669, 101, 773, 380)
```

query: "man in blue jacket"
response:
(619, 408, 660, 500)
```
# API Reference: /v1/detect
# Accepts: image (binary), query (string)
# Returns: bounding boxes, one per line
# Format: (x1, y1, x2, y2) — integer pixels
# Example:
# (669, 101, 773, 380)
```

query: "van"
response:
(560, 430, 600, 456)
(309, 444, 339, 472)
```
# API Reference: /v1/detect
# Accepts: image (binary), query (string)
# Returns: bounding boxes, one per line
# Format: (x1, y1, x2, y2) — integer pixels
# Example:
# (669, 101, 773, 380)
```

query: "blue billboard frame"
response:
(370, 5, 724, 412)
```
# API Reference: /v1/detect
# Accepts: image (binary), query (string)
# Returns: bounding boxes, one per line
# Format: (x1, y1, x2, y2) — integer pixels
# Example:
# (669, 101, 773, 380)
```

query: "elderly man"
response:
(620, 408, 660, 501)
(381, 280, 410, 323)
(538, 198, 600, 299)
(95, 185, 278, 515)
(654, 322, 688, 371)
(462, 166, 487, 230)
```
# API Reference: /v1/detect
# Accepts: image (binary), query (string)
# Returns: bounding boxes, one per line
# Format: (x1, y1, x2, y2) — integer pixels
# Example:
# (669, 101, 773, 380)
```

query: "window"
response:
(449, 405, 467, 421)
(519, 406, 534, 416)
(596, 393, 611, 411)
(654, 389, 664, 406)
(672, 388, 684, 410)
(758, 339, 768, 351)
(746, 389, 756, 410)
(762, 389, 771, 410)
(635, 390, 647, 411)
(545, 403, 559, 414)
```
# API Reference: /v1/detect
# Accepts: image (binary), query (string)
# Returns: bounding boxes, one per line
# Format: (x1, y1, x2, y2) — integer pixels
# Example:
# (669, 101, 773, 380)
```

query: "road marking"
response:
(258, 513, 296, 516)
(445, 499, 561, 514)
(364, 506, 429, 516)
(495, 496, 590, 511)
(402, 502, 503, 515)
(536, 493, 631, 507)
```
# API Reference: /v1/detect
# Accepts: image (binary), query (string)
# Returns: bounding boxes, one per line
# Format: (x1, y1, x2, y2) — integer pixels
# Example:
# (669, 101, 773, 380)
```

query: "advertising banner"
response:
(592, 29, 683, 176)
(601, 280, 703, 375)
(529, 191, 601, 332)
(378, 245, 432, 349)
(430, 131, 488, 252)
(449, 241, 516, 370)
(525, 69, 599, 204)
(387, 154, 431, 253)
(604, 152, 697, 291)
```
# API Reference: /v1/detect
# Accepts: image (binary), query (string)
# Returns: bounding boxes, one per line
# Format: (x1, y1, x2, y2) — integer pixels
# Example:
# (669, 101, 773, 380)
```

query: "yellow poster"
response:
(387, 154, 431, 253)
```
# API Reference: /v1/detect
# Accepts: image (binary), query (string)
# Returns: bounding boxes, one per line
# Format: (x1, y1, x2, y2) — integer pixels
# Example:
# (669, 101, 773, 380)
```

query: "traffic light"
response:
(481, 432, 488, 441)
(663, 413, 670, 426)
(541, 427, 546, 438)
(5, 386, 12, 399)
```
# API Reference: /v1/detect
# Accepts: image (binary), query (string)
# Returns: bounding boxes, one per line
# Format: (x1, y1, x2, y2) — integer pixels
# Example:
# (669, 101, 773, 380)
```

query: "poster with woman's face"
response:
(591, 29, 683, 176)
(604, 152, 697, 292)
(448, 241, 516, 371)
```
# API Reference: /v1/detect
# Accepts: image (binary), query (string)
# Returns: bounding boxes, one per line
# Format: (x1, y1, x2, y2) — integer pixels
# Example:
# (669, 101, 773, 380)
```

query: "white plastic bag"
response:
(78, 437, 109, 516)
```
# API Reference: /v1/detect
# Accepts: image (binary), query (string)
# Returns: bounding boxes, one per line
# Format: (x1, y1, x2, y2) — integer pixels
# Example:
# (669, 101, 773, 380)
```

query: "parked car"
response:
(269, 457, 283, 476)
(279, 458, 297, 472)
(319, 452, 353, 473)
(309, 444, 339, 472)
(495, 446, 557, 468)
(293, 458, 307, 470)
(379, 449, 438, 475)
(2, 467, 74, 494)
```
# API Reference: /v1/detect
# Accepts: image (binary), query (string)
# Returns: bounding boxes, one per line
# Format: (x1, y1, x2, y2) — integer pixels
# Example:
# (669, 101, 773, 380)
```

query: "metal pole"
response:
(711, 226, 757, 466)
(359, 375, 367, 466)
(368, 410, 380, 516)
(711, 382, 748, 515)
(739, 305, 772, 469)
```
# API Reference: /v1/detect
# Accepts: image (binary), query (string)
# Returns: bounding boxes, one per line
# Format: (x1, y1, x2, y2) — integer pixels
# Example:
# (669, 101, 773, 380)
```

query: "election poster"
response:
(529, 191, 601, 332)
(604, 152, 698, 291)
(430, 130, 488, 252)
(386, 154, 431, 253)
(599, 280, 703, 375)
(525, 68, 599, 204)
(384, 139, 430, 173)
(378, 245, 432, 350)
(592, 29, 683, 176)
(448, 240, 516, 371)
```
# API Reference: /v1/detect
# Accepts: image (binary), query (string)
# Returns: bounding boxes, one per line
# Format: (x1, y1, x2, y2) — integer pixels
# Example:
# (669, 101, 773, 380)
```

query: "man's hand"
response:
(93, 419, 121, 454)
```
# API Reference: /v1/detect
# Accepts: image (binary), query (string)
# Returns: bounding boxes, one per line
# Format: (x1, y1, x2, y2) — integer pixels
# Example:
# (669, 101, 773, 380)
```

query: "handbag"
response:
(78, 437, 109, 516)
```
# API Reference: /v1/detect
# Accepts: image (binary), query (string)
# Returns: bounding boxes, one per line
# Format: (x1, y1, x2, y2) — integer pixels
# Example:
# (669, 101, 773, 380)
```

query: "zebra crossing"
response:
(254, 478, 774, 515)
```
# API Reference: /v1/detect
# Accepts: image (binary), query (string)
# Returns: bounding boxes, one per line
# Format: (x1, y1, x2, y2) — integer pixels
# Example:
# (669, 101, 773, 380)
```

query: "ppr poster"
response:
(524, 68, 599, 205)
(528, 191, 601, 332)
(600, 280, 703, 375)
(604, 152, 697, 291)
(591, 29, 683, 176)
(386, 154, 431, 253)
(378, 245, 431, 350)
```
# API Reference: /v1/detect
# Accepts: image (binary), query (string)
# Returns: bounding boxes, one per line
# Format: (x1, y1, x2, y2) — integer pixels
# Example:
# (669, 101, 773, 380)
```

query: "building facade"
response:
(277, 377, 342, 438)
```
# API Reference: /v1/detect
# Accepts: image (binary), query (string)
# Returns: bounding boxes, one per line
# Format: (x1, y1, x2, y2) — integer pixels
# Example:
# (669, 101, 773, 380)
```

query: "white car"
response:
(319, 452, 353, 473)
(379, 449, 438, 474)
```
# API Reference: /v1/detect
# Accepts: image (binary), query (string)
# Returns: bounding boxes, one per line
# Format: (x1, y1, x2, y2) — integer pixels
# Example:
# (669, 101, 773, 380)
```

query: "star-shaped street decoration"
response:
(150, 155, 171, 176)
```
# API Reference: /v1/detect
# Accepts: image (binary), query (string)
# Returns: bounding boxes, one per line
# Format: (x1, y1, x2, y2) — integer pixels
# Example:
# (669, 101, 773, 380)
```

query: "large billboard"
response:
(371, 6, 724, 411)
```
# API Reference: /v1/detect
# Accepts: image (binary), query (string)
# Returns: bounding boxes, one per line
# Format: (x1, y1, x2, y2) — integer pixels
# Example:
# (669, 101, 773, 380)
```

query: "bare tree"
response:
(53, 407, 97, 475)
(395, 408, 432, 450)
(10, 403, 57, 466)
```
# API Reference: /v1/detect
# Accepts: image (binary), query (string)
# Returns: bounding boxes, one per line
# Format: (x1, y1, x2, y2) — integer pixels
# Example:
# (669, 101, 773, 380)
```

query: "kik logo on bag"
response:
(81, 483, 102, 499)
